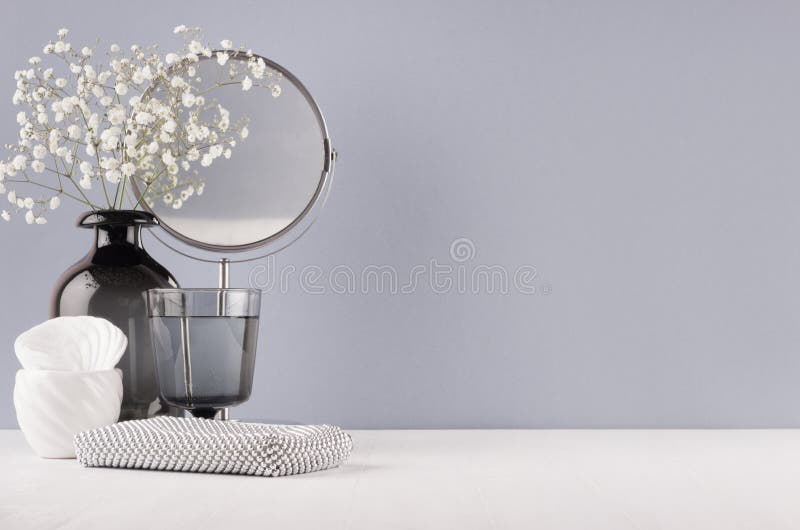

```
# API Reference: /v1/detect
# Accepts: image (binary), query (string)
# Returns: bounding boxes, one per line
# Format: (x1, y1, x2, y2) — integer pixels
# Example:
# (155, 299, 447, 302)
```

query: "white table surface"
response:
(2, 429, 800, 529)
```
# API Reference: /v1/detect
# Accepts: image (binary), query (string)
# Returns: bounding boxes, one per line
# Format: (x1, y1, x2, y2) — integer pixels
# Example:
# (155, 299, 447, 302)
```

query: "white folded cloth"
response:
(74, 417, 352, 477)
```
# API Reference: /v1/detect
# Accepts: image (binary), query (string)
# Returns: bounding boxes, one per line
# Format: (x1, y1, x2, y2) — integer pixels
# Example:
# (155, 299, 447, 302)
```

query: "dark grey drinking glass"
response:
(146, 288, 262, 419)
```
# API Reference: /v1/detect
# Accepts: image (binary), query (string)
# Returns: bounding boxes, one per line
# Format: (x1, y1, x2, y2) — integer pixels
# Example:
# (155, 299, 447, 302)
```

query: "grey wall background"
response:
(2, 0, 800, 428)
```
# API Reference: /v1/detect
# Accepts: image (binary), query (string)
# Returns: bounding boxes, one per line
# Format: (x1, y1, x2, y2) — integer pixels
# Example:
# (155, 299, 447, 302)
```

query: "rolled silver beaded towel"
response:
(74, 417, 352, 477)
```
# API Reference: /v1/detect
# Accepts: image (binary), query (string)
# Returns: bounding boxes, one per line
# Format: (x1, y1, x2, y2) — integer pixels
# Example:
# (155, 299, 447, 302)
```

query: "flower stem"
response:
(117, 175, 127, 209)
(9, 177, 99, 209)
(46, 158, 96, 208)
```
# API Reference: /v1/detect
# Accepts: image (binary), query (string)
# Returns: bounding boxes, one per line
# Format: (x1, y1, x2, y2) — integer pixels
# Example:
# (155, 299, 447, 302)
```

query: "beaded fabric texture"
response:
(74, 417, 352, 477)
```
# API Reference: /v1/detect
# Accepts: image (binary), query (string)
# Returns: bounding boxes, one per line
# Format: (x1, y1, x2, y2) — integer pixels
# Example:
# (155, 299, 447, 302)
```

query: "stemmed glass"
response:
(146, 288, 261, 419)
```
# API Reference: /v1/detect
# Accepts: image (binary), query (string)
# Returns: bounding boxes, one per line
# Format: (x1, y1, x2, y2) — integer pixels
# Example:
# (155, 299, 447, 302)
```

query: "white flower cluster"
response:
(0, 25, 283, 224)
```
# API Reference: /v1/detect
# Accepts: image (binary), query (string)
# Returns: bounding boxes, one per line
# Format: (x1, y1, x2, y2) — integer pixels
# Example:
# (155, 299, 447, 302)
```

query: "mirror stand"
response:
(138, 52, 334, 423)
(214, 258, 231, 421)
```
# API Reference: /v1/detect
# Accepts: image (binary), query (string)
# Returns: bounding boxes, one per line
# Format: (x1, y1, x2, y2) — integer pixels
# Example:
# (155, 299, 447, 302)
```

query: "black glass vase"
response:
(50, 210, 180, 421)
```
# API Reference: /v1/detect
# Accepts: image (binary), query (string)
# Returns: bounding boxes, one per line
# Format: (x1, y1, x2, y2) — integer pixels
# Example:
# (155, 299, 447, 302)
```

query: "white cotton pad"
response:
(14, 316, 127, 371)
(14, 368, 123, 458)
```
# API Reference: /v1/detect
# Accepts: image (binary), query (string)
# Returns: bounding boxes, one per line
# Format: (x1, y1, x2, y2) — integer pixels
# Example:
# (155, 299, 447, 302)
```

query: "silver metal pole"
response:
(218, 258, 230, 289)
(179, 303, 194, 408)
(217, 258, 230, 421)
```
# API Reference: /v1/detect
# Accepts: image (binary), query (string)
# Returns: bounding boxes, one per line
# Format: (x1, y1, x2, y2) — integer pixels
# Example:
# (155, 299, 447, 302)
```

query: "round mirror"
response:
(131, 51, 334, 262)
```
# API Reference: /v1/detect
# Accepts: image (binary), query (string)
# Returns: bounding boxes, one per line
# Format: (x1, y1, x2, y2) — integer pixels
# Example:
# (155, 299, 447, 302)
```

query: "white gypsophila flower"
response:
(220, 39, 232, 49)
(250, 58, 266, 79)
(16, 111, 26, 125)
(135, 111, 155, 125)
(240, 127, 249, 139)
(5, 191, 13, 205)
(107, 106, 125, 125)
(54, 41, 65, 54)
(82, 46, 92, 57)
(35, 216, 46, 224)
(120, 162, 135, 177)
(241, 76, 252, 91)
(115, 83, 128, 96)
(174, 25, 187, 34)
(12, 155, 27, 171)
(105, 169, 121, 183)
(31, 160, 45, 173)
(23, 197, 34, 209)
(28, 56, 41, 65)
(181, 91, 196, 107)
(49, 196, 60, 209)
(1, 210, 9, 221)
(99, 157, 119, 170)
(32, 145, 46, 159)
(188, 40, 203, 54)
(216, 52, 229, 66)
(57, 28, 69, 38)
(24, 210, 34, 224)
(131, 69, 145, 84)
(110, 43, 120, 53)
(55, 78, 67, 88)
(61, 97, 76, 113)
(99, 128, 121, 151)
